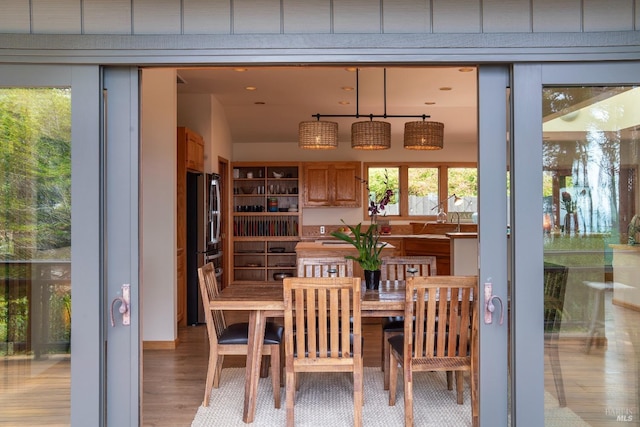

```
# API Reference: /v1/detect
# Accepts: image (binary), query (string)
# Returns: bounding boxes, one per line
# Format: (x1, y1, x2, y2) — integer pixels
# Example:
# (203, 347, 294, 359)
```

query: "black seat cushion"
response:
(218, 322, 283, 345)
(382, 317, 404, 332)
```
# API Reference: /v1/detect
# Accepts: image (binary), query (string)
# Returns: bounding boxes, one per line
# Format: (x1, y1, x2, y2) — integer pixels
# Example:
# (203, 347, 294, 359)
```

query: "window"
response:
(364, 163, 477, 220)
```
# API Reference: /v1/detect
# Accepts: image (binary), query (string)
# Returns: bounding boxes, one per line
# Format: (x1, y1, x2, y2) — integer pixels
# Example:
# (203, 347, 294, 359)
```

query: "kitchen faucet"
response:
(452, 212, 461, 232)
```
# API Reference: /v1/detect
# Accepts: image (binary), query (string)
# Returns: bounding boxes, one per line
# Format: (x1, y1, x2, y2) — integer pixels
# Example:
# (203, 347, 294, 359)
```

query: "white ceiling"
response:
(176, 66, 479, 146)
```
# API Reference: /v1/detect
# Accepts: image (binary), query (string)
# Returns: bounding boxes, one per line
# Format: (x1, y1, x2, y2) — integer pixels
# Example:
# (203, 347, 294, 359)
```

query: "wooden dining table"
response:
(209, 279, 407, 423)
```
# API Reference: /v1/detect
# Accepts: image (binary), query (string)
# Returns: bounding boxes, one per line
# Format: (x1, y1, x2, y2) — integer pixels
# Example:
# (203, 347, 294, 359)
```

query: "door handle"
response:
(484, 281, 504, 325)
(110, 284, 131, 327)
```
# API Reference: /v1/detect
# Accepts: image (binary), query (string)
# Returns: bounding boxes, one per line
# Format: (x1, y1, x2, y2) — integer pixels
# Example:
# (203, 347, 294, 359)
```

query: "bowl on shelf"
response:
(240, 186, 255, 194)
(269, 247, 285, 253)
(272, 171, 284, 179)
(273, 272, 293, 280)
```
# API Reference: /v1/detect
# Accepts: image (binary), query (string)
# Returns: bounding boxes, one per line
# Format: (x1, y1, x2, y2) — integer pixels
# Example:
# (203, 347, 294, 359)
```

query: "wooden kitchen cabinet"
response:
(302, 161, 361, 207)
(178, 126, 204, 172)
(404, 236, 451, 275)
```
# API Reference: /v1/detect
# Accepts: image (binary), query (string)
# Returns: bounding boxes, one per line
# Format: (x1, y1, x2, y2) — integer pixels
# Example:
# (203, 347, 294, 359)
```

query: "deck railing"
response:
(1, 260, 71, 358)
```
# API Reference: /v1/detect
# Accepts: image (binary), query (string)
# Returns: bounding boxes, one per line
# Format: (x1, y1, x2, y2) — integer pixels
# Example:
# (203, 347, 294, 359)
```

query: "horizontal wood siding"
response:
(133, 0, 181, 35)
(0, 0, 30, 33)
(32, 0, 81, 34)
(283, 0, 332, 34)
(433, 0, 481, 33)
(483, 0, 531, 33)
(0, 0, 637, 36)
(382, 0, 430, 33)
(233, 0, 281, 34)
(533, 0, 582, 32)
(583, 0, 634, 31)
(183, 0, 231, 34)
(334, 0, 382, 34)
(84, 0, 132, 34)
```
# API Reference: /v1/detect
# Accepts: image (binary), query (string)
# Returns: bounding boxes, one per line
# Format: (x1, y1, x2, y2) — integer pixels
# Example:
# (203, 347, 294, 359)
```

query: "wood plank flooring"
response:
(143, 299, 640, 427)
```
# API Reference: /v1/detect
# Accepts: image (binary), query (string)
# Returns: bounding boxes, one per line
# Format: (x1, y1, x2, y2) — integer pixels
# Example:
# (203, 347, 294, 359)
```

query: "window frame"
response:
(363, 162, 477, 221)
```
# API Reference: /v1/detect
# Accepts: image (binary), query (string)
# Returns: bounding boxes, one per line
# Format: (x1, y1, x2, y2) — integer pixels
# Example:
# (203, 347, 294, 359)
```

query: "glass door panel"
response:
(0, 88, 72, 424)
(542, 85, 640, 424)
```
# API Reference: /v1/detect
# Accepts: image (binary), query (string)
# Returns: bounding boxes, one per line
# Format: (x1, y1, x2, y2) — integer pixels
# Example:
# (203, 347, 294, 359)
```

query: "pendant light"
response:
(299, 68, 435, 150)
(351, 118, 391, 150)
(403, 120, 444, 150)
(298, 119, 338, 149)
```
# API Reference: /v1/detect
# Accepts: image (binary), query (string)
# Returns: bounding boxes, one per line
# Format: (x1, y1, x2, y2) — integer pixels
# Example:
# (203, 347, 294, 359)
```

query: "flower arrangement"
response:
(330, 172, 394, 271)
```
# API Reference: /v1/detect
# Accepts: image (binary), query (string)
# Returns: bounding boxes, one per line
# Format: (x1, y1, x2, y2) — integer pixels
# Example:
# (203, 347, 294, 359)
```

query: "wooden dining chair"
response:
(544, 262, 569, 407)
(283, 276, 363, 427)
(380, 256, 437, 390)
(388, 275, 477, 427)
(296, 256, 354, 278)
(197, 263, 283, 408)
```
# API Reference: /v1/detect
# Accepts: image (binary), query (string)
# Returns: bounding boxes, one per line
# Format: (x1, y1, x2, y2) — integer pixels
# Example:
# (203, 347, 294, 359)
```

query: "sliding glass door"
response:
(512, 62, 640, 425)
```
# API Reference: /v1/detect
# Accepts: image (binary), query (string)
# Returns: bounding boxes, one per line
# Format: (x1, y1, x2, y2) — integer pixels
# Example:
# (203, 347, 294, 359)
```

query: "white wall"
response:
(141, 69, 177, 342)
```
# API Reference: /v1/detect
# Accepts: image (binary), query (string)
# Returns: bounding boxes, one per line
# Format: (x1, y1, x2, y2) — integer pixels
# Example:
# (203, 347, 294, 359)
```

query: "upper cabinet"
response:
(302, 162, 361, 207)
(178, 127, 204, 172)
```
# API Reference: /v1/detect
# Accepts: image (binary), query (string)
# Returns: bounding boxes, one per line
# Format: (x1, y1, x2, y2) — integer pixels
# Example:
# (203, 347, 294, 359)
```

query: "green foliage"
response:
(0, 88, 71, 256)
(330, 221, 387, 271)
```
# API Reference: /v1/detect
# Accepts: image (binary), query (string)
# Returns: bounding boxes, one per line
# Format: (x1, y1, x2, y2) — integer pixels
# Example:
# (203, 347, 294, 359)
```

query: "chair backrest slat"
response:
(198, 263, 226, 343)
(405, 276, 477, 360)
(297, 257, 354, 278)
(381, 256, 437, 281)
(283, 277, 361, 362)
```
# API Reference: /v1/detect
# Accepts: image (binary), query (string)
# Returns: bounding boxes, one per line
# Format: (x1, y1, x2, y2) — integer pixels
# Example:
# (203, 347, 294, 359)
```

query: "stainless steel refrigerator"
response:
(187, 172, 222, 325)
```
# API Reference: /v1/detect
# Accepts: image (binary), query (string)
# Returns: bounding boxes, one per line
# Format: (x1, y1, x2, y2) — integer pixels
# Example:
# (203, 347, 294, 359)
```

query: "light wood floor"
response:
(143, 298, 640, 427)
(2, 299, 637, 426)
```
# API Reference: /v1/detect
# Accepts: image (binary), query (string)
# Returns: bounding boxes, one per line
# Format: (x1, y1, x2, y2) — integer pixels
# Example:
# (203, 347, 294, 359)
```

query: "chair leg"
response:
(204, 348, 220, 407)
(384, 331, 401, 390)
(456, 371, 464, 404)
(213, 354, 224, 388)
(548, 341, 566, 407)
(269, 345, 281, 409)
(403, 366, 414, 427)
(388, 351, 398, 406)
(285, 367, 296, 427)
(446, 371, 453, 390)
(353, 360, 363, 427)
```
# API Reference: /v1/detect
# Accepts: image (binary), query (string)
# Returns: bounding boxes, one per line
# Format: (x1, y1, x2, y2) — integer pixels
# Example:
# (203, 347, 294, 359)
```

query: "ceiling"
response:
(175, 66, 479, 146)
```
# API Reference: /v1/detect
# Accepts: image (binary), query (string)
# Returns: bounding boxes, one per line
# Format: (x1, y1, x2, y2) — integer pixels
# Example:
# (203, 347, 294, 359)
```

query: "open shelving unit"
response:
(231, 162, 301, 282)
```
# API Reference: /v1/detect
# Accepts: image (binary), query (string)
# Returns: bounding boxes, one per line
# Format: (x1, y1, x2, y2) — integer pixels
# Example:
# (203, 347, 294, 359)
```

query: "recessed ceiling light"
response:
(254, 101, 265, 105)
(342, 86, 354, 91)
(245, 86, 257, 91)
(234, 68, 248, 72)
(439, 87, 452, 91)
(338, 101, 350, 105)
(458, 67, 474, 73)
(424, 101, 436, 105)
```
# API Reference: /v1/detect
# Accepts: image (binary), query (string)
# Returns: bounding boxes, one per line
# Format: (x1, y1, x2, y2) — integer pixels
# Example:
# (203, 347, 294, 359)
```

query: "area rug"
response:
(191, 368, 587, 426)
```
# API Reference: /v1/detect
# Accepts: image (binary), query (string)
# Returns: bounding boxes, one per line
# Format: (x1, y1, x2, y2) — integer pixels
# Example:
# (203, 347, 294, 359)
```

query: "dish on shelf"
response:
(272, 171, 284, 178)
(273, 272, 293, 280)
(240, 186, 255, 194)
(245, 263, 262, 267)
(269, 247, 285, 253)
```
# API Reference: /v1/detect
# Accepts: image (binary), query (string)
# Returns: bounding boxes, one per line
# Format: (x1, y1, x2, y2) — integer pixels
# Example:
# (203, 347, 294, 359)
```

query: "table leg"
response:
(243, 309, 266, 423)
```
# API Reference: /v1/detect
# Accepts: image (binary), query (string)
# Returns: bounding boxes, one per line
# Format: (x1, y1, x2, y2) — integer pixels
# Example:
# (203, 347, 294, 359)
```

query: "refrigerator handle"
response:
(210, 176, 221, 244)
